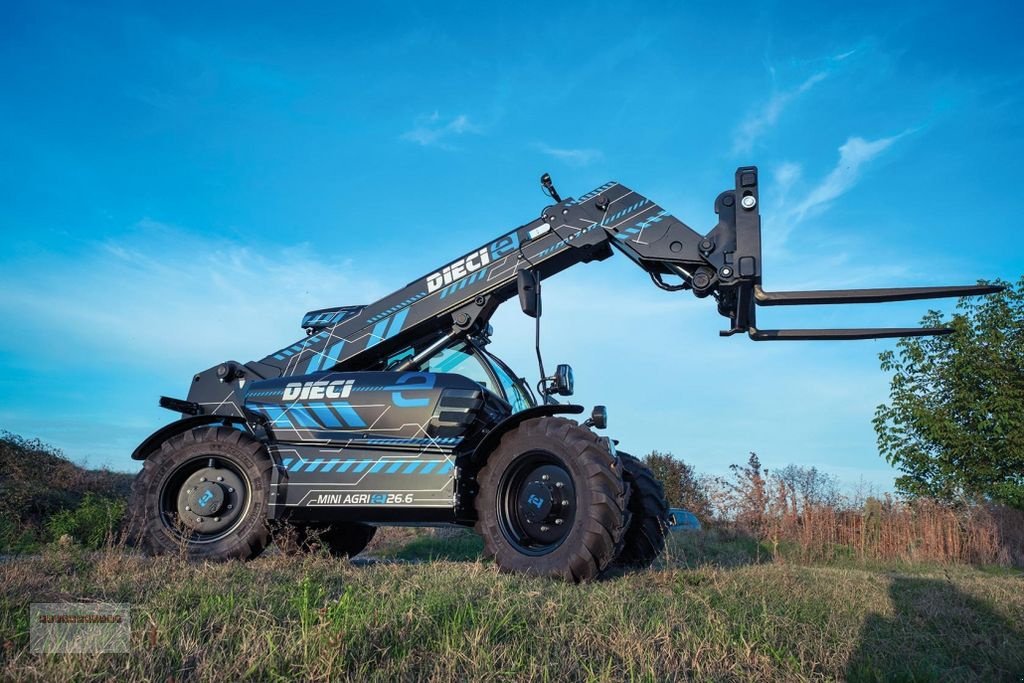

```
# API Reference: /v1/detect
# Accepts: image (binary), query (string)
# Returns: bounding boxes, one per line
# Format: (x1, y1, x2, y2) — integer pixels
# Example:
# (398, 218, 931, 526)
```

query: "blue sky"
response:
(1, 1, 1022, 489)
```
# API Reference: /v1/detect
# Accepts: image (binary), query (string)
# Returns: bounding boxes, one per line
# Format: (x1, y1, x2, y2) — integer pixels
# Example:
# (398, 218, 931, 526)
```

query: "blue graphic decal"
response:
(439, 266, 490, 300)
(614, 209, 669, 240)
(489, 233, 520, 260)
(527, 494, 544, 509)
(279, 458, 454, 476)
(390, 372, 435, 408)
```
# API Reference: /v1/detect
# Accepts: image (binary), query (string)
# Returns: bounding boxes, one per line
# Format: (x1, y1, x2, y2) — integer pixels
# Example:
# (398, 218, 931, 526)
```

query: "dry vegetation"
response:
(1, 530, 1022, 682)
(2, 435, 1023, 680)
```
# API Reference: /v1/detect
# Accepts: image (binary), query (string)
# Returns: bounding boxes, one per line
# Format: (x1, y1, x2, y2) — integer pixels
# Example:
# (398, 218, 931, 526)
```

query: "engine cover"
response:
(243, 370, 492, 521)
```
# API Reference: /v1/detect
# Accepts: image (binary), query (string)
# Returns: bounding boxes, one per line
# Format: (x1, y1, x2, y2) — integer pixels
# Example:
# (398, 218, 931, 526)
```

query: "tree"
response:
(641, 451, 711, 520)
(724, 452, 768, 532)
(873, 277, 1024, 508)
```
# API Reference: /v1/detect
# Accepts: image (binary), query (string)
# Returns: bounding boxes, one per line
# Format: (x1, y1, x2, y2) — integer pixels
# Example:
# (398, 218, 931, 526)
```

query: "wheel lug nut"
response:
(555, 482, 563, 488)
(217, 476, 224, 482)
(196, 517, 203, 523)
(185, 506, 191, 511)
(213, 517, 220, 522)
(542, 474, 549, 481)
(200, 477, 207, 482)
(540, 525, 550, 532)
(227, 504, 233, 510)
(555, 518, 564, 526)
(228, 487, 235, 493)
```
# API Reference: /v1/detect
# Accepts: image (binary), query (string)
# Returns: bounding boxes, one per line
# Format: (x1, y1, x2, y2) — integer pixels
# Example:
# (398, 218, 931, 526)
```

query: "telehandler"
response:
(129, 167, 998, 580)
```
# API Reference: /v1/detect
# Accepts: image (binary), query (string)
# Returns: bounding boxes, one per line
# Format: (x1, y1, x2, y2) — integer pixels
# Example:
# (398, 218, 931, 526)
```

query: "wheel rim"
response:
(158, 455, 252, 544)
(495, 450, 576, 556)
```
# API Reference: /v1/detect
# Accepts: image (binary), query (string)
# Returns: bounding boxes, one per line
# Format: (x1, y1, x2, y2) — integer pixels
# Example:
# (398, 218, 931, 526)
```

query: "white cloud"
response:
(773, 161, 803, 197)
(535, 143, 603, 167)
(732, 72, 827, 155)
(790, 133, 905, 222)
(0, 221, 386, 369)
(400, 111, 481, 148)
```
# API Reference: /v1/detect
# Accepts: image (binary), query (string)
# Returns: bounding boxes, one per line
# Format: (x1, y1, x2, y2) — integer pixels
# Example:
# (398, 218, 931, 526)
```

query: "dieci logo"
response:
(426, 233, 520, 293)
(282, 379, 354, 401)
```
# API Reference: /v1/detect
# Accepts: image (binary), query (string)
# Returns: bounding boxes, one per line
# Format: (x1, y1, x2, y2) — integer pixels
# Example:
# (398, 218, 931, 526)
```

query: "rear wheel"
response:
(614, 451, 670, 567)
(274, 522, 377, 558)
(129, 426, 272, 561)
(474, 417, 628, 582)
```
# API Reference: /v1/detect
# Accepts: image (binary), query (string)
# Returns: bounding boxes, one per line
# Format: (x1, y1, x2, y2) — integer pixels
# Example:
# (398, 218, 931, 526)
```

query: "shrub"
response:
(46, 493, 127, 550)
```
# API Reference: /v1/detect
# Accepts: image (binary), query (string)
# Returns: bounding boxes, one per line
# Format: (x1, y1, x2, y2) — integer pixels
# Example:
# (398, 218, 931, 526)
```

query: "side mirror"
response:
(517, 269, 541, 318)
(584, 405, 607, 429)
(544, 363, 573, 396)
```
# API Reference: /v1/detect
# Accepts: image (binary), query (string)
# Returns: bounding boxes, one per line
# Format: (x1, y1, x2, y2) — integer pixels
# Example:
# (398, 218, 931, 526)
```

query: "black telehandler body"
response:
(129, 167, 998, 580)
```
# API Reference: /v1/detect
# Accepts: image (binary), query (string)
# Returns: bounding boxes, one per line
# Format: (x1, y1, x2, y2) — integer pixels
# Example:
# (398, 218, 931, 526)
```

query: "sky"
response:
(1, 1, 1022, 490)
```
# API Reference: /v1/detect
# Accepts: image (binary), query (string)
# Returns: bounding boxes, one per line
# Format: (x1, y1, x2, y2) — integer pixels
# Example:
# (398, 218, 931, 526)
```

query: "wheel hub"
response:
(175, 465, 245, 534)
(501, 459, 576, 553)
(186, 483, 225, 515)
(519, 481, 555, 523)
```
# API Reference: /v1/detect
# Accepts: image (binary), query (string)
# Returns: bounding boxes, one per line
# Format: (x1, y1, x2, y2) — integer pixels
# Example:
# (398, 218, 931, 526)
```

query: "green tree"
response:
(873, 277, 1024, 508)
(642, 450, 711, 520)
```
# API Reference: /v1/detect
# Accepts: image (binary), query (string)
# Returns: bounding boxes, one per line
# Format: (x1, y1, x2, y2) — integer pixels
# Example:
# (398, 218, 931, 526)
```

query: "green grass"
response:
(1, 532, 1022, 682)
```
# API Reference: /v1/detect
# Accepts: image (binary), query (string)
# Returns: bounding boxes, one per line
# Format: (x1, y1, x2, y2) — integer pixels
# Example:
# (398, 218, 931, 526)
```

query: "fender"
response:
(131, 415, 250, 460)
(471, 403, 585, 463)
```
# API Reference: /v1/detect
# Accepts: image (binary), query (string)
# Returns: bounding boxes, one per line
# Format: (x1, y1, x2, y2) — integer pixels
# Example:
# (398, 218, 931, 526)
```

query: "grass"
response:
(2, 531, 1022, 682)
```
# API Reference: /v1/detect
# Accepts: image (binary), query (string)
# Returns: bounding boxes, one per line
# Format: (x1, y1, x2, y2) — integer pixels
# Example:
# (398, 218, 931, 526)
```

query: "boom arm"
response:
(247, 167, 1000, 379)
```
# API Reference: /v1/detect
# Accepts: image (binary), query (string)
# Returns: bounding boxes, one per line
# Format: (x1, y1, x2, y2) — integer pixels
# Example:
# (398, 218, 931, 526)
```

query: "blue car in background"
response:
(667, 508, 702, 531)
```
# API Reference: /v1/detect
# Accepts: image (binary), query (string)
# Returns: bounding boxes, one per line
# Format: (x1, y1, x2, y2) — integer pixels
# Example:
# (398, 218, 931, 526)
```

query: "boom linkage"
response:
(248, 167, 1000, 381)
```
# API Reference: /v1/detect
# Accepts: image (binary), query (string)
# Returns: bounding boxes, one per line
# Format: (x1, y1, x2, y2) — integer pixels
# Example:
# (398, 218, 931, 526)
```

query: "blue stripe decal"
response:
(309, 404, 341, 428)
(322, 340, 346, 369)
(336, 460, 355, 473)
(305, 351, 324, 374)
(331, 402, 366, 428)
(437, 461, 454, 475)
(289, 459, 305, 472)
(402, 462, 420, 474)
(353, 460, 371, 473)
(420, 461, 438, 474)
(261, 406, 290, 428)
(387, 308, 409, 337)
(386, 462, 404, 473)
(281, 458, 293, 469)
(370, 319, 390, 342)
(304, 459, 325, 472)
(369, 461, 388, 474)
(288, 407, 319, 429)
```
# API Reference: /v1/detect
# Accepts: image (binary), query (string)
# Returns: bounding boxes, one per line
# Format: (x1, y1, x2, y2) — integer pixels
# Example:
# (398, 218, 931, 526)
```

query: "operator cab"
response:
(386, 337, 537, 412)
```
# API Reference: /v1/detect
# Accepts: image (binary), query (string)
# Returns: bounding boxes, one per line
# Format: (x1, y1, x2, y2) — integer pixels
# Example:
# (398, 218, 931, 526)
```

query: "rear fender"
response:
(470, 404, 585, 464)
(131, 415, 251, 461)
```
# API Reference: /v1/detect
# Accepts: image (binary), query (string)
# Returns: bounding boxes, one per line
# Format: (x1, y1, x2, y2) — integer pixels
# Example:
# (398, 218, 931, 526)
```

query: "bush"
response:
(46, 493, 127, 550)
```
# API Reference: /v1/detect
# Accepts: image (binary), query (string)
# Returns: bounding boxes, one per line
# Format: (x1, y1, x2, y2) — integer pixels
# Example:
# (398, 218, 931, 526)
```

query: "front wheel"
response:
(129, 426, 272, 561)
(474, 417, 628, 582)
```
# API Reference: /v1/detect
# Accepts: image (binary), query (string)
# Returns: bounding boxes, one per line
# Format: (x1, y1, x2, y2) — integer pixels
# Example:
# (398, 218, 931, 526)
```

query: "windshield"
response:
(423, 343, 496, 394)
(417, 340, 535, 412)
(482, 350, 535, 412)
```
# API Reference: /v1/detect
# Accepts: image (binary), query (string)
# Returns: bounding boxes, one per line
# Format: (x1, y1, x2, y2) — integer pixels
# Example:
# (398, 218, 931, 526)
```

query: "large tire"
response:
(129, 426, 272, 561)
(274, 522, 376, 558)
(614, 451, 670, 567)
(474, 417, 628, 582)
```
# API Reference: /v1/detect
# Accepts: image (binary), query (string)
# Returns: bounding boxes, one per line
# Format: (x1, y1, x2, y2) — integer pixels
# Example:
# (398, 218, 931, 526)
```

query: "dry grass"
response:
(1, 532, 1022, 682)
(756, 499, 1024, 568)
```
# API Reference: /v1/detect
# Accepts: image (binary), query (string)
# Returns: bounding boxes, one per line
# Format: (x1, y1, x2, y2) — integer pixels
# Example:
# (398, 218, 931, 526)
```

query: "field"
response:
(2, 529, 1023, 682)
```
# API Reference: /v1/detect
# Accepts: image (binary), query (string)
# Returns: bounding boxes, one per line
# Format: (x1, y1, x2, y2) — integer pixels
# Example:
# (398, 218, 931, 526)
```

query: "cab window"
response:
(485, 353, 533, 412)
(424, 344, 495, 394)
